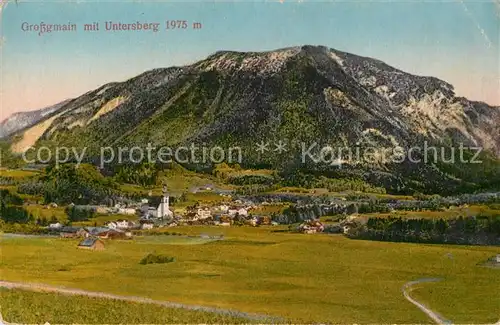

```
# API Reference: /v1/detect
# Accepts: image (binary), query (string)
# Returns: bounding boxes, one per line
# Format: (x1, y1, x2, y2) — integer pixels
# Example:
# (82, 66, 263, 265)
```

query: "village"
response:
(42, 183, 365, 250)
(36, 181, 500, 251)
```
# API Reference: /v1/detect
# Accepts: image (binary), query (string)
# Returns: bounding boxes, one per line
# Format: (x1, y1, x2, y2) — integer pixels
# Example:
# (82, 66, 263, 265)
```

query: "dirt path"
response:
(0, 280, 282, 323)
(402, 278, 453, 325)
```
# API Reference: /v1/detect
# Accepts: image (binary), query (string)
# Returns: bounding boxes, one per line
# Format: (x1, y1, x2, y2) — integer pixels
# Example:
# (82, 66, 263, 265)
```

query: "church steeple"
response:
(157, 182, 173, 220)
(162, 184, 169, 207)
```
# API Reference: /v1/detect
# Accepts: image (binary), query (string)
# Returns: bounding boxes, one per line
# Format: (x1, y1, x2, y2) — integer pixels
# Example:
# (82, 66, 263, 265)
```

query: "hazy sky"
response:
(1, 0, 499, 121)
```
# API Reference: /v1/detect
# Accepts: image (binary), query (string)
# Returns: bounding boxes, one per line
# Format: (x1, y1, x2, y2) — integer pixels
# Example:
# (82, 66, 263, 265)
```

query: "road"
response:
(402, 278, 453, 325)
(403, 278, 500, 325)
(0, 280, 281, 323)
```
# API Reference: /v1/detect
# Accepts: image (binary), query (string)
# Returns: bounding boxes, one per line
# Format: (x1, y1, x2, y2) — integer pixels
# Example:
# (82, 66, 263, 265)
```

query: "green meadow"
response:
(0, 288, 256, 324)
(0, 227, 498, 324)
(0, 169, 39, 178)
(72, 213, 138, 227)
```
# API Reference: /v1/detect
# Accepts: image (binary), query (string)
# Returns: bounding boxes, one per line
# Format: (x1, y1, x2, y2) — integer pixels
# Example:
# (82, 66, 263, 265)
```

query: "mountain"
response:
(7, 45, 500, 194)
(0, 100, 71, 139)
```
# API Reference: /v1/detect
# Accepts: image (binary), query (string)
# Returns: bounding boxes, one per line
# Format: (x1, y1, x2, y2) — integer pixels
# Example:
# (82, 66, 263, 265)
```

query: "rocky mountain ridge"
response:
(6, 45, 500, 193)
(0, 100, 71, 139)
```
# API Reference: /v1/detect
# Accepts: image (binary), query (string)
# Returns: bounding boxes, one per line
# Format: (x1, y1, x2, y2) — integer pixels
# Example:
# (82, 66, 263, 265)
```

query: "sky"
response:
(1, 0, 499, 121)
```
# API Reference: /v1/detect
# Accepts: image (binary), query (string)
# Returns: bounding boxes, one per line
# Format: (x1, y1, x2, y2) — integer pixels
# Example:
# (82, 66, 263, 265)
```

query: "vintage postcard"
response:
(0, 0, 499, 324)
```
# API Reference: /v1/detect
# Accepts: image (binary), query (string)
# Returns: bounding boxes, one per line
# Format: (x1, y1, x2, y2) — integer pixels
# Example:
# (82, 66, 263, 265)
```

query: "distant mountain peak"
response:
(0, 99, 71, 139)
(7, 45, 500, 164)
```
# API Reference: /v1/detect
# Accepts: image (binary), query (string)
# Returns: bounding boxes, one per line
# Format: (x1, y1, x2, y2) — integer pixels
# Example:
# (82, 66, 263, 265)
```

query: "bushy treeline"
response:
(17, 164, 117, 205)
(65, 206, 95, 222)
(0, 141, 23, 168)
(283, 172, 386, 194)
(0, 189, 33, 224)
(358, 203, 391, 214)
(0, 189, 62, 230)
(0, 221, 52, 234)
(229, 174, 275, 186)
(0, 189, 23, 205)
(235, 184, 281, 195)
(350, 216, 500, 245)
(113, 162, 158, 187)
(0, 204, 33, 224)
(0, 176, 18, 186)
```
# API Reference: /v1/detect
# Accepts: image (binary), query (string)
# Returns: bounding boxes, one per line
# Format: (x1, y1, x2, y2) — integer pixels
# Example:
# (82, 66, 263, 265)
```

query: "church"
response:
(157, 184, 174, 220)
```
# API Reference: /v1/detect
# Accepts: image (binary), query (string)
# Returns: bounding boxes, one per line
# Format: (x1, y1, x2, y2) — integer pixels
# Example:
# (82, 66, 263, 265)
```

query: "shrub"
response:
(139, 253, 175, 265)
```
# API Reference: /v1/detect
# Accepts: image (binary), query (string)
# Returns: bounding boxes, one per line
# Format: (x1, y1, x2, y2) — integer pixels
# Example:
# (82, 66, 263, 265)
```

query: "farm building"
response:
(97, 229, 130, 239)
(59, 227, 89, 238)
(77, 238, 105, 251)
(86, 227, 111, 236)
(298, 219, 325, 234)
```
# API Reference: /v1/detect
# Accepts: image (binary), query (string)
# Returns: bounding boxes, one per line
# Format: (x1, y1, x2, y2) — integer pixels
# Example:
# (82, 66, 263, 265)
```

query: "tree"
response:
(65, 206, 95, 222)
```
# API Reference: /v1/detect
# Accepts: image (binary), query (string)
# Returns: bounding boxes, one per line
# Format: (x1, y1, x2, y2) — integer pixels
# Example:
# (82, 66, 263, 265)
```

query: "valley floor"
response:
(0, 226, 498, 323)
(0, 287, 257, 324)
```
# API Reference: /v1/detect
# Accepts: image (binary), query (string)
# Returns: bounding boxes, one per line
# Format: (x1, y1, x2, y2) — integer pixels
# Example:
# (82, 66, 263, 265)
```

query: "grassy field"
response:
(73, 214, 139, 227)
(173, 192, 229, 213)
(0, 169, 39, 178)
(0, 184, 42, 202)
(411, 275, 499, 323)
(120, 169, 233, 198)
(23, 204, 68, 222)
(0, 227, 498, 323)
(249, 203, 289, 215)
(0, 288, 257, 324)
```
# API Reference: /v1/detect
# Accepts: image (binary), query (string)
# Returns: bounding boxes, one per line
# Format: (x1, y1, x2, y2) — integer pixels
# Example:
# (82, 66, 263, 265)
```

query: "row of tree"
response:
(350, 216, 500, 245)
(65, 206, 95, 222)
(17, 164, 117, 205)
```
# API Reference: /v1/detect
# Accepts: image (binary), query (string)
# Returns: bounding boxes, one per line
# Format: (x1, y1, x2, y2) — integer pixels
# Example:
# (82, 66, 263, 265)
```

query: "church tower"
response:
(157, 183, 173, 220)
(162, 184, 169, 210)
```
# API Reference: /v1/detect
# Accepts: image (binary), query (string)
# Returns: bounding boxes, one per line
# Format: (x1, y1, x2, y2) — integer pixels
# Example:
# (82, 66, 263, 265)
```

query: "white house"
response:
(141, 222, 154, 230)
(118, 208, 137, 215)
(195, 207, 212, 220)
(228, 206, 248, 217)
(48, 222, 63, 229)
(496, 254, 500, 263)
(105, 221, 118, 229)
(116, 220, 130, 229)
(237, 208, 248, 217)
(248, 216, 258, 227)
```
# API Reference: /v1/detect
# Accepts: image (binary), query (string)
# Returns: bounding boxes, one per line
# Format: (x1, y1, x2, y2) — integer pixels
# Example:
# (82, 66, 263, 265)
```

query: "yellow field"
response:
(72, 214, 139, 226)
(120, 171, 233, 198)
(0, 288, 258, 324)
(0, 226, 498, 324)
(249, 203, 289, 215)
(0, 169, 39, 178)
(23, 204, 68, 222)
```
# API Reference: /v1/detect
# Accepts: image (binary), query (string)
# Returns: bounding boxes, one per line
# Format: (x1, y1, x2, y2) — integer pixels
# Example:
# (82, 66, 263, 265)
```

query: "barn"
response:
(77, 238, 105, 251)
